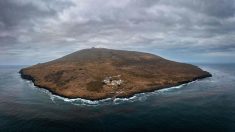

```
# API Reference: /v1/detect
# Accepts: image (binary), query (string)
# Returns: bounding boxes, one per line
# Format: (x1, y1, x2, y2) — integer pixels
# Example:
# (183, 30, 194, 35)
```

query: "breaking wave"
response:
(23, 77, 198, 106)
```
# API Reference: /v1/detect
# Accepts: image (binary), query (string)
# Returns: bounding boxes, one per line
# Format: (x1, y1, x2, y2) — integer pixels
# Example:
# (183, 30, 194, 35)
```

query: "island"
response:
(19, 48, 212, 100)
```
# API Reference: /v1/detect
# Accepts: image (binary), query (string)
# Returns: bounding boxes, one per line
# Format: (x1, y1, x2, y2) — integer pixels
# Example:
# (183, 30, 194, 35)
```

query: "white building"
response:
(103, 76, 123, 86)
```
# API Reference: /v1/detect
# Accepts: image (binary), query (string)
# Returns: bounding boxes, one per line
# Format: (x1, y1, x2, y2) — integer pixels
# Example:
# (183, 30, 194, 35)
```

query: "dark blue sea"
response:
(0, 64, 235, 132)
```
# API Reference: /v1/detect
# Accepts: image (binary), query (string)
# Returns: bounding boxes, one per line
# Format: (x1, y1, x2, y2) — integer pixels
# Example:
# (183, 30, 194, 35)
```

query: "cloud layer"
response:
(1, 0, 235, 64)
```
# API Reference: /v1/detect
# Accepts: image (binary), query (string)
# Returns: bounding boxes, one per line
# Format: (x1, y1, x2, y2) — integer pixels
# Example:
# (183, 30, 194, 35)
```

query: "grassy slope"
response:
(20, 48, 211, 100)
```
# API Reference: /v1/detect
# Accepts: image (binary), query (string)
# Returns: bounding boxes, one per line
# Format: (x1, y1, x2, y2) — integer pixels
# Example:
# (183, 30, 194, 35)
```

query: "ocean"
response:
(0, 64, 235, 132)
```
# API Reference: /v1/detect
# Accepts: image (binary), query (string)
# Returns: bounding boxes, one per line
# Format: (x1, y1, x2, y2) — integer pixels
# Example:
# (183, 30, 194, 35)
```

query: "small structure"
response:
(103, 75, 123, 86)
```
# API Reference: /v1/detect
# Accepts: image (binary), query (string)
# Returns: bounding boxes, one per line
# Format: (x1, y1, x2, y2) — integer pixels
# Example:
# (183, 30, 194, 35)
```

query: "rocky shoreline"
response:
(19, 48, 212, 101)
(19, 67, 212, 101)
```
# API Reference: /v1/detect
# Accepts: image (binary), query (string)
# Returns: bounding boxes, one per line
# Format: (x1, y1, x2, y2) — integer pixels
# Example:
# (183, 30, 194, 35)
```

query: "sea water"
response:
(0, 64, 235, 132)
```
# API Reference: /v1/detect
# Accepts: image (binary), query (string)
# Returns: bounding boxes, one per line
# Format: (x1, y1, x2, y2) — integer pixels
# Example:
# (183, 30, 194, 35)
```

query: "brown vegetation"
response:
(20, 48, 212, 100)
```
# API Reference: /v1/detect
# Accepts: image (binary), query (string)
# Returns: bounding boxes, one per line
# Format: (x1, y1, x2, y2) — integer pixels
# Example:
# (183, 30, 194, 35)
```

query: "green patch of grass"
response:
(86, 80, 103, 92)
(44, 70, 77, 87)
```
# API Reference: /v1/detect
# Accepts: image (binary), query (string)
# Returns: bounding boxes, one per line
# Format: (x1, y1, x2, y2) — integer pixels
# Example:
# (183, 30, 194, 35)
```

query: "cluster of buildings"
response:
(103, 75, 123, 86)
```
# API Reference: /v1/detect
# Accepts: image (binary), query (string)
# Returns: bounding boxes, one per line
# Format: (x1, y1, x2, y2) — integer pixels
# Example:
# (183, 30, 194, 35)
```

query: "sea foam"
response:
(23, 78, 198, 106)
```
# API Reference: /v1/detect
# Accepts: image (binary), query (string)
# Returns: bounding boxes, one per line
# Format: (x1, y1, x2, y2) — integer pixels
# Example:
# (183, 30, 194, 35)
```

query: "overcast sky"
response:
(1, 0, 235, 65)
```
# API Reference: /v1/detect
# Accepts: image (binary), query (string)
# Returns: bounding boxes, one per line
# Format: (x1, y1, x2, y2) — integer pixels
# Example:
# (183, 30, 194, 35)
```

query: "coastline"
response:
(19, 69, 212, 101)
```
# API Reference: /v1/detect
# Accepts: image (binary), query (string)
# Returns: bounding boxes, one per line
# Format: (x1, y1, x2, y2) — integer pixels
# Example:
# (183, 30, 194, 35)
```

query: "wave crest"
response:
(24, 79, 196, 106)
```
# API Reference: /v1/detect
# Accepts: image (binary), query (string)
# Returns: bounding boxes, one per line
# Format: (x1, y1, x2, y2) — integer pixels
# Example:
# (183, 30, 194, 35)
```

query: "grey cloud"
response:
(0, 0, 235, 64)
(0, 0, 52, 29)
(162, 0, 235, 18)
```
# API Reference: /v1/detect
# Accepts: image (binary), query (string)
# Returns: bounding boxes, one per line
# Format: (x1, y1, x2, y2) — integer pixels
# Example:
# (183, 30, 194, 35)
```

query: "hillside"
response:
(20, 48, 212, 100)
